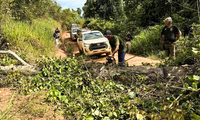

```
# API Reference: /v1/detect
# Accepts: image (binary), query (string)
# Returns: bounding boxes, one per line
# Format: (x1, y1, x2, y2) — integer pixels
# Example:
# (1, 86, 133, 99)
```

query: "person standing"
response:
(104, 30, 127, 66)
(53, 28, 60, 49)
(125, 31, 133, 53)
(160, 17, 182, 59)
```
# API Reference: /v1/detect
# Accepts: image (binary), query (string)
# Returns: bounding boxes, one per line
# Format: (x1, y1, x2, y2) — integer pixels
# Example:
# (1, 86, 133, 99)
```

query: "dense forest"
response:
(83, 0, 198, 30)
(0, 0, 200, 119)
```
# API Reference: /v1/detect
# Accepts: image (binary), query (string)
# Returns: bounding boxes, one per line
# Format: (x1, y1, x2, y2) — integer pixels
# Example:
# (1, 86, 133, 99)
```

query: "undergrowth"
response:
(130, 25, 163, 56)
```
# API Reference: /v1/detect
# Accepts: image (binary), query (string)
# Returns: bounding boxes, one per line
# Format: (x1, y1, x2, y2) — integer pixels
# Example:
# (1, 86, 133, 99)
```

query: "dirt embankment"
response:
(56, 31, 160, 66)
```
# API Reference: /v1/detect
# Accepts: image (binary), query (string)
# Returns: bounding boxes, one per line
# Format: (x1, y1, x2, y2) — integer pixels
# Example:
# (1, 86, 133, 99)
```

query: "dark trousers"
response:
(118, 51, 127, 66)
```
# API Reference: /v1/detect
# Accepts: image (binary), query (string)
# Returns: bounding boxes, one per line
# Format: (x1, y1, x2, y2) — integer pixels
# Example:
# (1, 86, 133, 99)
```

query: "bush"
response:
(130, 25, 163, 55)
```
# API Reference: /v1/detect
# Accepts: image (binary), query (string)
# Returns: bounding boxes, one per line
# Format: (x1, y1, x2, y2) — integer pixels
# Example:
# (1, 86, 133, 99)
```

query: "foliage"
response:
(1, 18, 60, 59)
(130, 25, 163, 55)
(84, 18, 137, 40)
(9, 0, 61, 21)
(8, 54, 197, 119)
(18, 56, 147, 119)
(83, 0, 126, 20)
(123, 0, 198, 30)
(86, 18, 115, 32)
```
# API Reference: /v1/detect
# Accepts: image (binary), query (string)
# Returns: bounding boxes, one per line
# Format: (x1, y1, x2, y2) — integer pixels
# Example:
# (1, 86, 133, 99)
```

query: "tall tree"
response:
(9, 0, 60, 21)
(83, 0, 126, 20)
(77, 8, 82, 17)
(123, 0, 198, 29)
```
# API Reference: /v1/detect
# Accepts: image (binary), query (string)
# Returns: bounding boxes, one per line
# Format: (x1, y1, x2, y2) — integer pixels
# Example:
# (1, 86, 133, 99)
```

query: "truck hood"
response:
(83, 38, 108, 44)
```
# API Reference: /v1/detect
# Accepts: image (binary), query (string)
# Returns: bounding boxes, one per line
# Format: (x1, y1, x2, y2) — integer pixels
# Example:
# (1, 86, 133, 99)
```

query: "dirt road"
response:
(56, 31, 160, 66)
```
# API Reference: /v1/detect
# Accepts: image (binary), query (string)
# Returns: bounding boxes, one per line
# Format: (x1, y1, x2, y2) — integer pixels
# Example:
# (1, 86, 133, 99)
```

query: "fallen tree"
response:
(0, 50, 39, 75)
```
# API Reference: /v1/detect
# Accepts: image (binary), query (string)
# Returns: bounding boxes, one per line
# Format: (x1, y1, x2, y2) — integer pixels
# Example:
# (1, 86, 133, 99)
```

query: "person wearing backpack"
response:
(160, 17, 182, 59)
(53, 28, 60, 49)
(104, 30, 127, 66)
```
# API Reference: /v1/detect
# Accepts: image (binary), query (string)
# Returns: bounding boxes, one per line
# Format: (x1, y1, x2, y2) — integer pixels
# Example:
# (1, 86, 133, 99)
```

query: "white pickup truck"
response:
(77, 30, 112, 56)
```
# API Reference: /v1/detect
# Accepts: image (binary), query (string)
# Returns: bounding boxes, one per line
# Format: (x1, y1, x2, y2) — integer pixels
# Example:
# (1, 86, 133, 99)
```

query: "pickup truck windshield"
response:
(72, 24, 78, 27)
(83, 32, 103, 40)
(72, 29, 78, 33)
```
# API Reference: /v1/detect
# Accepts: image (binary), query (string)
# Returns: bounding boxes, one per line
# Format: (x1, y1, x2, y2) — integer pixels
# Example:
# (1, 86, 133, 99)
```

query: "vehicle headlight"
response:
(84, 43, 90, 47)
(106, 41, 110, 48)
(106, 41, 110, 45)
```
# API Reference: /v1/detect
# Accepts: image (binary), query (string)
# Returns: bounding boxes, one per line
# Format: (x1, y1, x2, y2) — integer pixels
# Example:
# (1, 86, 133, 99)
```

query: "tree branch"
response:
(0, 50, 30, 66)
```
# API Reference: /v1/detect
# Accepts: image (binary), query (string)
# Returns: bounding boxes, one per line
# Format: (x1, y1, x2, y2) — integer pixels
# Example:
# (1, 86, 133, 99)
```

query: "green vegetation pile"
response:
(0, 53, 199, 119)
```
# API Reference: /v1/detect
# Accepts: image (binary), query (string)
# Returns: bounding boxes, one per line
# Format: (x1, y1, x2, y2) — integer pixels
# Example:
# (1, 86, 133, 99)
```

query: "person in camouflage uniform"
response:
(104, 30, 127, 66)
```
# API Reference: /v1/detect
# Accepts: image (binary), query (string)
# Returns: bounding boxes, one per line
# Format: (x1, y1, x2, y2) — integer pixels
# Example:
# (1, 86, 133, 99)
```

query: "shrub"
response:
(130, 25, 163, 55)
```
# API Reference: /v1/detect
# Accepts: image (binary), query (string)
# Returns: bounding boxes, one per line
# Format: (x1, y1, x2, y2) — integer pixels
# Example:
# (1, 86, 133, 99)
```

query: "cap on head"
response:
(104, 30, 112, 36)
(165, 17, 172, 23)
(55, 28, 60, 33)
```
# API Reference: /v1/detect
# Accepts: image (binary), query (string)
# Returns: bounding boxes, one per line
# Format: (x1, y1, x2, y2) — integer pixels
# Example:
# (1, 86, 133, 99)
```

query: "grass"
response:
(0, 94, 15, 120)
(1, 18, 61, 60)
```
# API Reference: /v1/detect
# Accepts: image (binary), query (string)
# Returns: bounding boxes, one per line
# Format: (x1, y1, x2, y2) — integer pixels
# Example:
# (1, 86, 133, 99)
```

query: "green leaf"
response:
(184, 83, 189, 88)
(103, 117, 110, 120)
(86, 116, 94, 120)
(113, 112, 117, 117)
(129, 92, 136, 99)
(94, 110, 100, 116)
(193, 75, 200, 80)
(191, 112, 200, 120)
